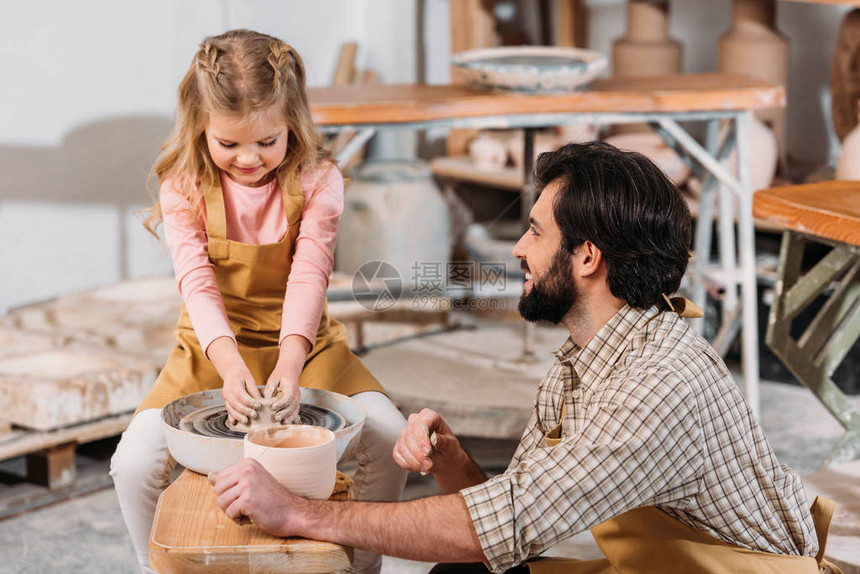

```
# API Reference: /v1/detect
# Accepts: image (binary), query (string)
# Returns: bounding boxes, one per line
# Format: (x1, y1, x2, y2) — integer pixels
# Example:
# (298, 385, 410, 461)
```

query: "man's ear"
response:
(575, 241, 603, 278)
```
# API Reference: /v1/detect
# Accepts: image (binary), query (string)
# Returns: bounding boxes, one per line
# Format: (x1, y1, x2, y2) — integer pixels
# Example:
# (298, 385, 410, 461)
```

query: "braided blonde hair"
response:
(144, 29, 329, 236)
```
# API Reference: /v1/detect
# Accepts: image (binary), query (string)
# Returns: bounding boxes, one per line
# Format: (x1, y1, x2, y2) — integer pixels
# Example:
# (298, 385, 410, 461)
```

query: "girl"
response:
(110, 29, 407, 574)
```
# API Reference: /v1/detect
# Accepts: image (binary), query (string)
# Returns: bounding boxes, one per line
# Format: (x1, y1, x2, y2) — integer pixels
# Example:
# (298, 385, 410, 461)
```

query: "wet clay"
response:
(231, 396, 300, 432)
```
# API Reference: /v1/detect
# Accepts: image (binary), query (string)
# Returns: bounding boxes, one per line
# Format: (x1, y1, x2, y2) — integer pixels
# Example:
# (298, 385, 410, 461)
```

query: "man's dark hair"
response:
(535, 140, 692, 309)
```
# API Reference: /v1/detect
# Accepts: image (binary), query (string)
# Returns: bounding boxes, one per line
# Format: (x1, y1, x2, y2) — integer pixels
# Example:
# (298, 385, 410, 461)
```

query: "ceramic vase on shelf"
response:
(612, 0, 682, 78)
(468, 132, 508, 171)
(837, 109, 860, 180)
(612, 0, 682, 134)
(718, 0, 789, 167)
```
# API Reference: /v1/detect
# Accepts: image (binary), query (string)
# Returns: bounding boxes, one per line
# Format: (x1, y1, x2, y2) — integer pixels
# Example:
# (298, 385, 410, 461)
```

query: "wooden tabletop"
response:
(753, 181, 860, 246)
(149, 470, 352, 574)
(308, 74, 785, 126)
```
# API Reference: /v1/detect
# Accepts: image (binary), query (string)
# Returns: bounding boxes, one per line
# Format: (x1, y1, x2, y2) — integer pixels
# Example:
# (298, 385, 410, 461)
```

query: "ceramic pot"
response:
(832, 9, 860, 141)
(725, 114, 778, 191)
(836, 111, 860, 179)
(718, 0, 788, 164)
(603, 132, 691, 186)
(337, 160, 450, 279)
(507, 130, 562, 171)
(612, 1, 682, 79)
(244, 425, 337, 499)
(469, 133, 509, 170)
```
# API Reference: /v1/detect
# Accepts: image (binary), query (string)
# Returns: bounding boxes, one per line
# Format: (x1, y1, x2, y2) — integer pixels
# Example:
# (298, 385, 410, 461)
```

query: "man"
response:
(213, 142, 834, 573)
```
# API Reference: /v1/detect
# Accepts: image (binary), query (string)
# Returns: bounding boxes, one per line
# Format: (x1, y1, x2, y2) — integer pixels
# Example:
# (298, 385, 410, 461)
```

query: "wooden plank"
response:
(150, 470, 352, 574)
(309, 74, 785, 126)
(0, 458, 116, 520)
(555, 0, 587, 47)
(431, 155, 523, 190)
(753, 181, 860, 246)
(780, 0, 860, 5)
(331, 42, 357, 85)
(448, 0, 497, 157)
(25, 442, 76, 490)
(0, 412, 132, 462)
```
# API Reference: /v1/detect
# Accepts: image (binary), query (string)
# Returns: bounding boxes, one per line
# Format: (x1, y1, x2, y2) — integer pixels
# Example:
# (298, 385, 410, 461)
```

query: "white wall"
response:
(0, 0, 847, 313)
(0, 0, 417, 313)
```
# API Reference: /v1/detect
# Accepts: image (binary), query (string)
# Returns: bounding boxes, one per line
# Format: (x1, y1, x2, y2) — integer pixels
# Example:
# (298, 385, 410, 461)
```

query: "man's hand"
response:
(394, 409, 479, 488)
(210, 459, 302, 537)
(264, 375, 301, 424)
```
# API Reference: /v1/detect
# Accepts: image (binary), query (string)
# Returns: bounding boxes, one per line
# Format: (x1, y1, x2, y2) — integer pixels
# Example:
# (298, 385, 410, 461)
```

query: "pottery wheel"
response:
(179, 404, 346, 440)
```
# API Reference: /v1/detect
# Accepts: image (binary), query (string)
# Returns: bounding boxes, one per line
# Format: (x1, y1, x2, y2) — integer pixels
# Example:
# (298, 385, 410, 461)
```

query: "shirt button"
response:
(571, 389, 582, 399)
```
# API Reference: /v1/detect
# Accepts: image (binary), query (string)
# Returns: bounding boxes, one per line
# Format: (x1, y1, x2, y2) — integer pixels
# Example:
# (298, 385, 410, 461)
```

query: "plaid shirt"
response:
(461, 305, 818, 572)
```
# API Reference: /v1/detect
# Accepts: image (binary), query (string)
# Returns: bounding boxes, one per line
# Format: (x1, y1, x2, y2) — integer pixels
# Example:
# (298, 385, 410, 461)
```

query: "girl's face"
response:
(205, 106, 289, 187)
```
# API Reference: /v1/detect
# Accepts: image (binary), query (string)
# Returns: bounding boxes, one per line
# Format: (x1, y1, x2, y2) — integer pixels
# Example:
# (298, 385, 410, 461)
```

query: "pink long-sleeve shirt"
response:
(161, 163, 343, 356)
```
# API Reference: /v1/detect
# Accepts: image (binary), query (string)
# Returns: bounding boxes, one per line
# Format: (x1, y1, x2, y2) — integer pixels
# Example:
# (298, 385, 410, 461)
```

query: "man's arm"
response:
(392, 409, 487, 494)
(211, 459, 486, 564)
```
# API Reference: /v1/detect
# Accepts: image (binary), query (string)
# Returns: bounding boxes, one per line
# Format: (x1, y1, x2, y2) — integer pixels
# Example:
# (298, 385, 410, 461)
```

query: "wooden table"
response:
(754, 181, 860, 467)
(149, 470, 352, 574)
(309, 74, 785, 416)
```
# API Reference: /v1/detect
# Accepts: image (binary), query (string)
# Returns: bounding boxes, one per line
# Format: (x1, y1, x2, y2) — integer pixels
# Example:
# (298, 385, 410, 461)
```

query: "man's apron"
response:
(528, 411, 841, 573)
(137, 173, 382, 412)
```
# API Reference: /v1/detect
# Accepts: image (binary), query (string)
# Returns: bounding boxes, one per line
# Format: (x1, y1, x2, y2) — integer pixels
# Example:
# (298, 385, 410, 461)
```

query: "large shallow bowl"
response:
(162, 387, 366, 475)
(452, 46, 607, 93)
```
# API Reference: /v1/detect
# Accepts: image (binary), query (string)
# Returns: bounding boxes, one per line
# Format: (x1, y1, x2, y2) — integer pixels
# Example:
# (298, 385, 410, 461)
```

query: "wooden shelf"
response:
(309, 74, 785, 127)
(780, 0, 860, 6)
(431, 156, 523, 191)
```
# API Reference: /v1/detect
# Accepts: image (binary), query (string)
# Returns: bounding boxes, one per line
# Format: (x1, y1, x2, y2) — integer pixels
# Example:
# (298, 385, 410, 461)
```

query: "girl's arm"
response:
(279, 163, 344, 348)
(264, 335, 311, 422)
(161, 181, 261, 424)
(269, 164, 344, 418)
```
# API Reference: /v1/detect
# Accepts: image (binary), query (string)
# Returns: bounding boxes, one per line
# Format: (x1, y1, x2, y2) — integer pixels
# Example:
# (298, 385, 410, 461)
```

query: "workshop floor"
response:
(0, 375, 857, 573)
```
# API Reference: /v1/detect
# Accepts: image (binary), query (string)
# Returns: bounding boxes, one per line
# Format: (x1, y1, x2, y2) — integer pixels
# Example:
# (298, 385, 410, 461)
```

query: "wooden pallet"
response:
(0, 412, 132, 519)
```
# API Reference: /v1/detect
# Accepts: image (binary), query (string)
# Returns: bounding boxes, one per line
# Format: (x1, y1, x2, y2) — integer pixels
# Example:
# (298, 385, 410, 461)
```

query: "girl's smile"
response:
(205, 107, 289, 187)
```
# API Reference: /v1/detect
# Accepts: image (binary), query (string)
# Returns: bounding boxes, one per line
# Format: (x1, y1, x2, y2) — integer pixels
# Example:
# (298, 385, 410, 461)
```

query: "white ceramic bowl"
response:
(452, 46, 607, 93)
(161, 387, 366, 475)
(244, 425, 337, 499)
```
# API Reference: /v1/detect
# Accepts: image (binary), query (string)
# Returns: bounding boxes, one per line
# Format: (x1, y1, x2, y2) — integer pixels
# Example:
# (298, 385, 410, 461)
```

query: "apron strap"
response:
(282, 172, 304, 228)
(203, 178, 228, 241)
(661, 293, 704, 318)
(810, 496, 844, 574)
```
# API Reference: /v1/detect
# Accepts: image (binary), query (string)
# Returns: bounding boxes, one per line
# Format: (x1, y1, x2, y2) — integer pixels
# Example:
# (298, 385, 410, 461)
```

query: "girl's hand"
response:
(264, 375, 301, 424)
(222, 366, 263, 426)
(207, 337, 262, 426)
(265, 335, 311, 424)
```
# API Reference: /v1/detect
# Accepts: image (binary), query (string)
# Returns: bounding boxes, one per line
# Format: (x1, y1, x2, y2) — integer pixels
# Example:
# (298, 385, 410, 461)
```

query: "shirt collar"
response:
(553, 305, 661, 389)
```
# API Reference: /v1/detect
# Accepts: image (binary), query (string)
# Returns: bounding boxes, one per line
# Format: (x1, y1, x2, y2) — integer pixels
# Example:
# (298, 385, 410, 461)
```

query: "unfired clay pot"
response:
(718, 0, 788, 165)
(507, 131, 562, 171)
(603, 132, 691, 186)
(469, 133, 509, 170)
(612, 0, 681, 135)
(612, 0, 682, 79)
(727, 114, 779, 192)
(837, 110, 860, 180)
(244, 425, 337, 499)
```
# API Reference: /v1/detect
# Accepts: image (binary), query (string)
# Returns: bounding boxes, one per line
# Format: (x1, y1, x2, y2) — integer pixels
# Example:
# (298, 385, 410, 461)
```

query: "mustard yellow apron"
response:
(530, 410, 841, 574)
(137, 173, 382, 412)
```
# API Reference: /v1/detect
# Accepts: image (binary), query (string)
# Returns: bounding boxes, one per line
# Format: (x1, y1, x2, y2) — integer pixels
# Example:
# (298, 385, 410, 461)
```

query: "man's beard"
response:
(518, 249, 578, 325)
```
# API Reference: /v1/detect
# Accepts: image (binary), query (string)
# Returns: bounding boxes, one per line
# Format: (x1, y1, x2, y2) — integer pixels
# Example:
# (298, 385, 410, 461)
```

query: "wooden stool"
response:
(753, 181, 860, 467)
(149, 469, 354, 573)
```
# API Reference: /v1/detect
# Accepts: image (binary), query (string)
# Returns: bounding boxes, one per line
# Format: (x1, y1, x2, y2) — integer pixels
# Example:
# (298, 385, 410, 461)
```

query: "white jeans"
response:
(111, 391, 407, 574)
